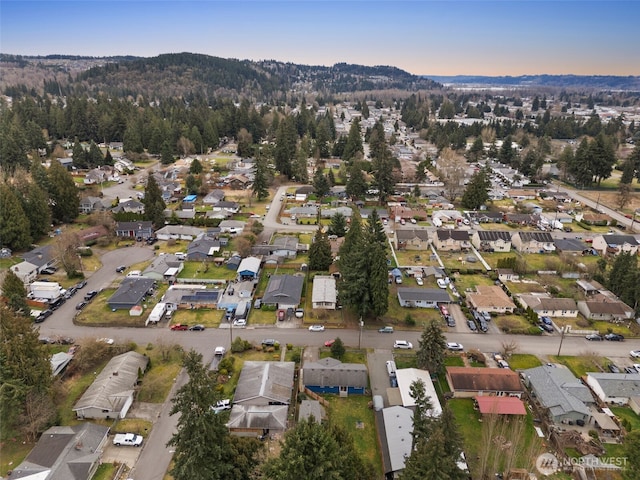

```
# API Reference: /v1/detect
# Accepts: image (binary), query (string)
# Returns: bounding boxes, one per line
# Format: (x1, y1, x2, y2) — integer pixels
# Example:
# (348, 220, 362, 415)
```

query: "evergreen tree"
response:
(104, 149, 114, 165)
(161, 141, 175, 165)
(190, 158, 203, 174)
(327, 168, 336, 187)
(72, 138, 87, 169)
(372, 148, 396, 203)
(0, 307, 54, 438)
(328, 212, 347, 237)
(330, 337, 346, 360)
(0, 183, 32, 250)
(620, 159, 635, 185)
(342, 118, 363, 162)
(590, 133, 616, 186)
(468, 137, 484, 162)
(143, 175, 166, 229)
(461, 168, 491, 210)
(367, 241, 389, 317)
(313, 168, 330, 198)
(87, 140, 104, 167)
(345, 165, 368, 199)
(48, 159, 80, 223)
(309, 227, 332, 271)
(401, 428, 461, 480)
(2, 270, 28, 315)
(123, 121, 144, 153)
(252, 157, 269, 201)
(498, 136, 516, 165)
(416, 319, 447, 375)
(274, 116, 297, 178)
(168, 351, 236, 480)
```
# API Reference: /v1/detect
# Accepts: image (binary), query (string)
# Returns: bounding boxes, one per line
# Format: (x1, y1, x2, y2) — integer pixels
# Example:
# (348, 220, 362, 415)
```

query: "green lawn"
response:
(452, 273, 495, 294)
(75, 288, 154, 327)
(327, 395, 382, 478)
(610, 406, 640, 431)
(550, 355, 608, 377)
(0, 438, 35, 476)
(171, 308, 224, 328)
(91, 463, 117, 480)
(178, 262, 236, 280)
(508, 354, 543, 370)
(494, 314, 541, 335)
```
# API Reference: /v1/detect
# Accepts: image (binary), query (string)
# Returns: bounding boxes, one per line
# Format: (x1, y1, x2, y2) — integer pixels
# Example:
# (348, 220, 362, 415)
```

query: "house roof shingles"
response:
(397, 287, 451, 303)
(233, 361, 295, 405)
(447, 367, 523, 393)
(476, 230, 512, 242)
(262, 274, 304, 305)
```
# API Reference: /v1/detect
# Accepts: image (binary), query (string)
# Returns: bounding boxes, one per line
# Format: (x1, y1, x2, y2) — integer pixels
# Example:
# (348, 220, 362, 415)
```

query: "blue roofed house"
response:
(115, 221, 154, 240)
(303, 357, 368, 395)
(262, 274, 304, 310)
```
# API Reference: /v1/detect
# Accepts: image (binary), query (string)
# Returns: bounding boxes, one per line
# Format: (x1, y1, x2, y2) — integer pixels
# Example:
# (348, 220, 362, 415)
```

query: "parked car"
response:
(608, 364, 621, 373)
(446, 317, 456, 327)
(75, 280, 87, 289)
(262, 339, 278, 347)
(539, 323, 554, 333)
(295, 309, 304, 318)
(446, 342, 464, 351)
(605, 333, 624, 342)
(324, 339, 335, 347)
(585, 334, 603, 341)
(253, 298, 262, 309)
(75, 301, 87, 310)
(116, 265, 126, 273)
(437, 279, 448, 289)
(64, 287, 77, 299)
(170, 323, 189, 331)
(40, 266, 57, 275)
(540, 316, 553, 326)
(415, 277, 424, 286)
(624, 367, 637, 374)
(379, 326, 394, 333)
(35, 309, 53, 322)
(188, 324, 205, 331)
(467, 320, 478, 332)
(309, 325, 325, 332)
(393, 340, 413, 349)
(630, 350, 640, 358)
(84, 290, 98, 301)
(232, 318, 247, 327)
(212, 399, 231, 414)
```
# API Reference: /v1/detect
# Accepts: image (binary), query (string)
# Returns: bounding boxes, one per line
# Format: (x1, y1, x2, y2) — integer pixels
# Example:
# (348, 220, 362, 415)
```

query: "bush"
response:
(404, 313, 416, 327)
(290, 349, 301, 364)
(231, 336, 251, 353)
(218, 356, 235, 373)
(78, 248, 93, 257)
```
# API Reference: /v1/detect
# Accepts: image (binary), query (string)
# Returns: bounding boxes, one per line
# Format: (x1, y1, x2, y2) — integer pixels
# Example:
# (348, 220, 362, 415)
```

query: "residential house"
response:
(10, 261, 38, 284)
(22, 245, 56, 274)
(225, 174, 252, 190)
(111, 198, 144, 214)
(394, 229, 431, 250)
(471, 230, 513, 252)
(219, 220, 246, 234)
(312, 275, 337, 310)
(503, 213, 537, 226)
(397, 288, 451, 308)
(303, 357, 368, 395)
(107, 277, 155, 310)
(381, 406, 414, 478)
(576, 279, 603, 296)
(467, 285, 516, 314)
(581, 213, 610, 226)
(422, 265, 446, 278)
(213, 201, 241, 215)
(9, 423, 110, 480)
(577, 295, 634, 322)
(115, 221, 153, 240)
(496, 268, 519, 282)
(359, 207, 389, 221)
(73, 351, 149, 419)
(226, 255, 242, 271)
(432, 229, 471, 252)
(585, 373, 640, 405)
(511, 231, 556, 253)
(592, 234, 640, 256)
(262, 274, 304, 310)
(522, 364, 594, 424)
(446, 367, 524, 398)
(79, 196, 109, 214)
(162, 286, 220, 310)
(237, 256, 261, 281)
(272, 236, 300, 259)
(288, 205, 319, 218)
(517, 294, 578, 318)
(156, 225, 205, 241)
(142, 254, 184, 282)
(186, 235, 221, 261)
(507, 189, 537, 201)
(395, 368, 442, 414)
(467, 211, 503, 224)
(227, 361, 295, 436)
(554, 238, 588, 253)
(202, 189, 225, 205)
(83, 168, 106, 185)
(320, 206, 353, 219)
(167, 209, 197, 220)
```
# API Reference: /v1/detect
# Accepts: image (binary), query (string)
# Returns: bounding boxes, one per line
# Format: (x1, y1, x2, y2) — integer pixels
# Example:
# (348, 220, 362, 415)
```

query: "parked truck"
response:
(210, 346, 226, 371)
(234, 300, 249, 321)
(29, 281, 63, 300)
(113, 433, 143, 447)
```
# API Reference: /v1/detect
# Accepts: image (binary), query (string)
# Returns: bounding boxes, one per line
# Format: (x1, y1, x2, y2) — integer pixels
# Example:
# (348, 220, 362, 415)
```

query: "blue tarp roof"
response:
(391, 268, 402, 277)
(184, 194, 197, 202)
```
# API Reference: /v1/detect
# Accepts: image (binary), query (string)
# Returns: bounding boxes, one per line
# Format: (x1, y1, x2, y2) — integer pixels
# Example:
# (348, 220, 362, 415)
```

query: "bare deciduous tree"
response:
(436, 148, 467, 201)
(52, 231, 82, 277)
(500, 340, 519, 358)
(19, 391, 57, 441)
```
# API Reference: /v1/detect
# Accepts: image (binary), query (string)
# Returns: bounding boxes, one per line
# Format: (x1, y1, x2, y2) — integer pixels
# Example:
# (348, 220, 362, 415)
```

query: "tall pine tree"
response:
(143, 175, 166, 229)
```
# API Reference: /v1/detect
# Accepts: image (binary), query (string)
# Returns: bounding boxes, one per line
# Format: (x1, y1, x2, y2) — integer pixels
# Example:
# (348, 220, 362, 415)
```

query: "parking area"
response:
(367, 350, 394, 408)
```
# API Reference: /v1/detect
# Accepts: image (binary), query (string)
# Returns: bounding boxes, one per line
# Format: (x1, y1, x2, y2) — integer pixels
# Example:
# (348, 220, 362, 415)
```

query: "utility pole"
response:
(557, 326, 567, 357)
(358, 317, 364, 349)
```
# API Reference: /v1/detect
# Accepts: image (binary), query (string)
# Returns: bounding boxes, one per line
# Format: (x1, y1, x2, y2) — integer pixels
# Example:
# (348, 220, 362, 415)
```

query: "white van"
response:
(386, 360, 397, 377)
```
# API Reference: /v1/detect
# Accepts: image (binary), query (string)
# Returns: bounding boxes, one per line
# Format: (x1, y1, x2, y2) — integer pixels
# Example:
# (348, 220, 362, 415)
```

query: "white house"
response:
(312, 275, 337, 310)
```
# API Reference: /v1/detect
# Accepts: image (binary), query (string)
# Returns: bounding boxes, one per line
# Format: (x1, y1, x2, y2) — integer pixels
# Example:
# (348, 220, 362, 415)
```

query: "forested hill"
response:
(0, 52, 441, 100)
(427, 74, 640, 91)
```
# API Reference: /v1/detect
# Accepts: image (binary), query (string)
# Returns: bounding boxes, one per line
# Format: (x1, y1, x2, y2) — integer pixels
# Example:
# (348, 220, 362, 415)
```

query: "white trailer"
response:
(146, 302, 167, 325)
(29, 281, 62, 300)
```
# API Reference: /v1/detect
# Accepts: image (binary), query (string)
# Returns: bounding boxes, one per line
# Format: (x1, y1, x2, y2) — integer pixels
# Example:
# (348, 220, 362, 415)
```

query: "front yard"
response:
(549, 355, 608, 377)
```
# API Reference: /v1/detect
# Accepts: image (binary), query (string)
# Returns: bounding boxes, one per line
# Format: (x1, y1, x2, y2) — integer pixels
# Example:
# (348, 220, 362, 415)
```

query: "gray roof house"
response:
(187, 235, 221, 261)
(511, 231, 556, 253)
(10, 261, 39, 284)
(202, 189, 225, 204)
(79, 196, 109, 214)
(432, 230, 471, 252)
(108, 277, 156, 310)
(522, 364, 594, 423)
(227, 404, 289, 436)
(234, 361, 295, 406)
(303, 357, 368, 394)
(156, 225, 205, 241)
(312, 275, 337, 310)
(471, 230, 513, 252)
(381, 406, 414, 478)
(394, 228, 431, 250)
(397, 288, 451, 308)
(592, 234, 640, 256)
(73, 351, 149, 419)
(9, 423, 110, 480)
(585, 372, 640, 404)
(262, 274, 304, 310)
(22, 245, 56, 273)
(142, 254, 184, 281)
(272, 236, 300, 259)
(111, 198, 144, 214)
(115, 221, 153, 239)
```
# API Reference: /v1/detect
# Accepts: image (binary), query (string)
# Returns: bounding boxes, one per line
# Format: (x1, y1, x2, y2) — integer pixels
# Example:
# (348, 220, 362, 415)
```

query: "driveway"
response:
(367, 350, 394, 407)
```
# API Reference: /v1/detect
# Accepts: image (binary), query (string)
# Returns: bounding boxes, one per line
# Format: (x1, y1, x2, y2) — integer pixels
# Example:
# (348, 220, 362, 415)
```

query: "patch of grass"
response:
(319, 349, 367, 364)
(171, 309, 223, 328)
(382, 285, 443, 328)
(610, 406, 640, 431)
(249, 307, 277, 325)
(57, 360, 111, 425)
(452, 273, 495, 293)
(113, 418, 154, 435)
(591, 321, 636, 337)
(0, 256, 21, 270)
(394, 250, 440, 267)
(137, 361, 182, 403)
(504, 281, 546, 295)
(0, 438, 35, 476)
(327, 395, 382, 478)
(508, 354, 543, 370)
(550, 355, 608, 377)
(494, 314, 540, 335)
(75, 288, 149, 327)
(90, 463, 117, 480)
(445, 356, 465, 367)
(178, 262, 237, 280)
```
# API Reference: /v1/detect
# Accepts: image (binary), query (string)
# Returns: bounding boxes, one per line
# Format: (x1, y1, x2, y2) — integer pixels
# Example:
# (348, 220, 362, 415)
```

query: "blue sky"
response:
(1, 1, 639, 76)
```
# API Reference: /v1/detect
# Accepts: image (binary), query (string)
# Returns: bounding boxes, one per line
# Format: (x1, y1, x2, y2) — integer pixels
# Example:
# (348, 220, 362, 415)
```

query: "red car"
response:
(170, 323, 189, 331)
(324, 339, 335, 347)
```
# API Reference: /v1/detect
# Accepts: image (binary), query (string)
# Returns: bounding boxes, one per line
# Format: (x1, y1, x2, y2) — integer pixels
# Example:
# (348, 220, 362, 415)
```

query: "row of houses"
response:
(395, 228, 640, 256)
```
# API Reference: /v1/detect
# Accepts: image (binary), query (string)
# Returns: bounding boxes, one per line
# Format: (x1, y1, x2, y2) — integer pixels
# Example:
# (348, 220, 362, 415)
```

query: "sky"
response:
(1, 0, 639, 76)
